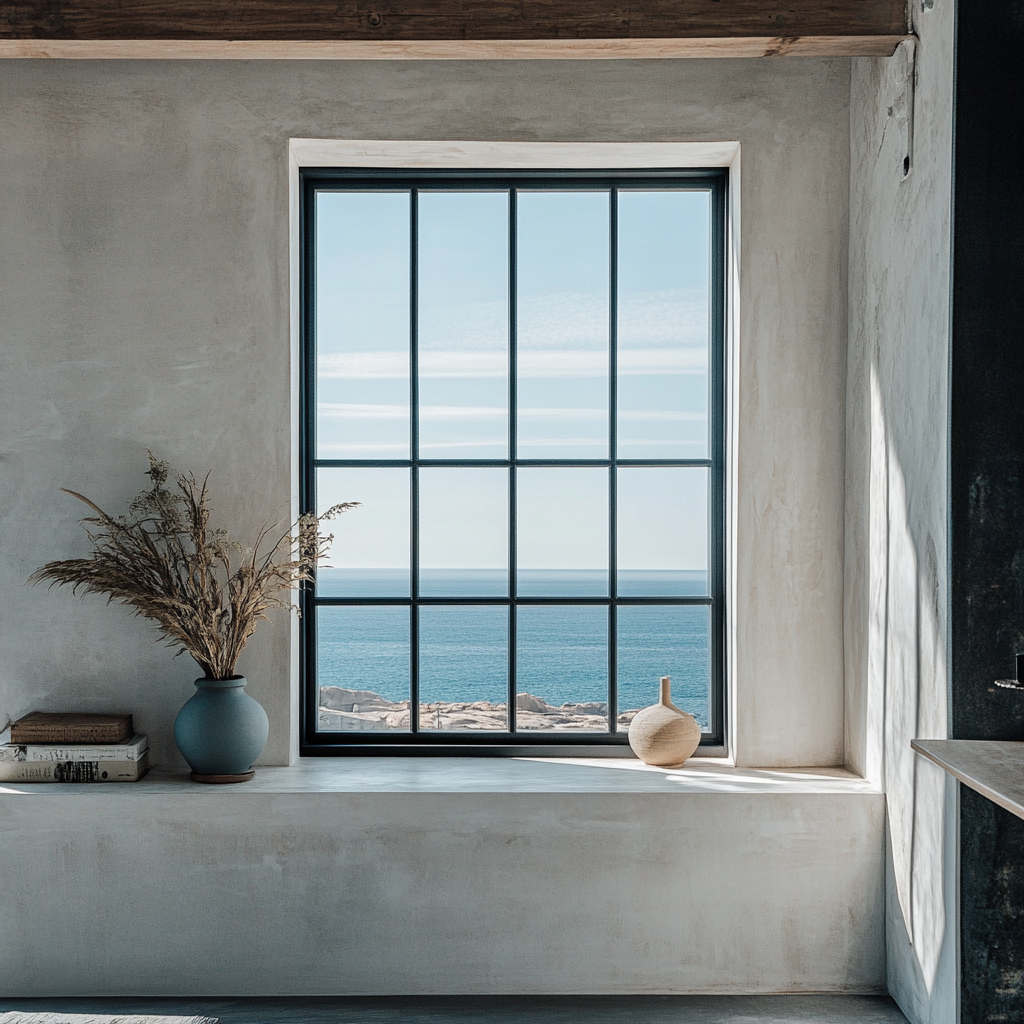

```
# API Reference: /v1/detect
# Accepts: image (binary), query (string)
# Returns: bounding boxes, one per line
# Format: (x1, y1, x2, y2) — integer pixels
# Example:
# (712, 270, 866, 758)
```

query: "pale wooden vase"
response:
(627, 676, 702, 767)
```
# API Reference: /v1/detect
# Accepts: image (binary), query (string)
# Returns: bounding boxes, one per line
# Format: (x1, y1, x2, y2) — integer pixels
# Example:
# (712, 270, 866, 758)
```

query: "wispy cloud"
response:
(619, 349, 707, 375)
(617, 291, 709, 348)
(620, 410, 705, 422)
(420, 440, 507, 451)
(319, 347, 706, 380)
(317, 442, 410, 455)
(423, 406, 506, 420)
(316, 436, 706, 455)
(318, 287, 709, 357)
(519, 407, 604, 421)
(319, 404, 407, 419)
(320, 404, 705, 423)
(616, 439, 708, 447)
(319, 403, 505, 420)
(317, 440, 506, 455)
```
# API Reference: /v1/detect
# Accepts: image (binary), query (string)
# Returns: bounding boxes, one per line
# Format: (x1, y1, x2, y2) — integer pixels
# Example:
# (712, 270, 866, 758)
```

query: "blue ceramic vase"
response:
(174, 676, 269, 778)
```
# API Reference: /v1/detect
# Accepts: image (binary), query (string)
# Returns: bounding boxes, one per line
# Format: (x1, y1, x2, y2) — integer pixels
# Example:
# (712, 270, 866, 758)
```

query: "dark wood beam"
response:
(0, 0, 908, 57)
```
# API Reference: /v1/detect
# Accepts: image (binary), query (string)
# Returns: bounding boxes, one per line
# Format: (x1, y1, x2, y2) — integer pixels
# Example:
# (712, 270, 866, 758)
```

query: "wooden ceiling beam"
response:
(0, 37, 910, 58)
(0, 0, 910, 58)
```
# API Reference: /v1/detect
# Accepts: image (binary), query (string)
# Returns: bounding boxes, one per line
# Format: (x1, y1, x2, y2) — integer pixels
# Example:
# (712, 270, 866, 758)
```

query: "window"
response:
(300, 168, 726, 754)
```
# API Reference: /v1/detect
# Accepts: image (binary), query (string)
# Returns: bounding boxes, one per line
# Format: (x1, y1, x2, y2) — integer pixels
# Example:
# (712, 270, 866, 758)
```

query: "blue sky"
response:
(315, 187, 710, 572)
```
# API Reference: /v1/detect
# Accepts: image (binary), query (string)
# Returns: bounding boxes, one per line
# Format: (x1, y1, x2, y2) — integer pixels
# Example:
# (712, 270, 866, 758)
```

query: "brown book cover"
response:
(10, 711, 134, 744)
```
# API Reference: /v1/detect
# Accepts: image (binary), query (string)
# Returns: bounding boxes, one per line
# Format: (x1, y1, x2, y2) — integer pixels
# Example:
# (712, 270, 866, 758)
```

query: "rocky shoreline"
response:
(319, 685, 641, 732)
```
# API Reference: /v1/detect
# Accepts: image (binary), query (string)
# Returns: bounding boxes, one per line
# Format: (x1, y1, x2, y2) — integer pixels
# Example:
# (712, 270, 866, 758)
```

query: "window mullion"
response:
(508, 187, 518, 735)
(609, 188, 618, 733)
(410, 188, 420, 734)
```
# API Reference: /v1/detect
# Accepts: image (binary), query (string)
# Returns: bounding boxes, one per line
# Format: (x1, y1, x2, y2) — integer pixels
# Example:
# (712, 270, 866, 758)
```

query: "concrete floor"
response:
(0, 996, 909, 1024)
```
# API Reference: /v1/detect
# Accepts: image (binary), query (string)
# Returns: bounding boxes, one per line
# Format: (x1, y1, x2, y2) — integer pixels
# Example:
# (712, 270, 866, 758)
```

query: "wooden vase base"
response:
(190, 770, 255, 784)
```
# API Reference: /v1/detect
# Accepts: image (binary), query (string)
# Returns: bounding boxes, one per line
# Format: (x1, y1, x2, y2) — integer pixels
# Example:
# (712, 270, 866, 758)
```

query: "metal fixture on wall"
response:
(995, 652, 1024, 690)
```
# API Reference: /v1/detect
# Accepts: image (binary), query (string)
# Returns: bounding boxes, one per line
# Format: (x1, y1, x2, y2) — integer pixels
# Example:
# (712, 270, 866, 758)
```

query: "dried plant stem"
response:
(30, 454, 358, 680)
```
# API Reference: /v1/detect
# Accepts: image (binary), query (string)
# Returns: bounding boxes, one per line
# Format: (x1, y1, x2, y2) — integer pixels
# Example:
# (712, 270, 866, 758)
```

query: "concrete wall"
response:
(0, 57, 851, 769)
(0, 761, 885, 996)
(845, 1, 957, 1020)
(0, 54, 914, 1002)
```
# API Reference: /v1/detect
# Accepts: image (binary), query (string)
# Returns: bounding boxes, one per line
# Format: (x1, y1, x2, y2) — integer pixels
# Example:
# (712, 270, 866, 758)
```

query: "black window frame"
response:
(299, 167, 727, 756)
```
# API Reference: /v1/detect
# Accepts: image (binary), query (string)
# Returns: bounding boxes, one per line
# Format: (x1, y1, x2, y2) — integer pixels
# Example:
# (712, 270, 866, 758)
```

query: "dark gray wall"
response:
(951, 0, 1024, 1018)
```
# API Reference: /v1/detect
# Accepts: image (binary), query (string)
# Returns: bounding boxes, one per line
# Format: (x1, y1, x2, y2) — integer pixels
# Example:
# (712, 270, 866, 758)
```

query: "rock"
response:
(516, 693, 549, 713)
(563, 702, 607, 715)
(320, 685, 405, 713)
(319, 709, 391, 732)
(319, 687, 624, 733)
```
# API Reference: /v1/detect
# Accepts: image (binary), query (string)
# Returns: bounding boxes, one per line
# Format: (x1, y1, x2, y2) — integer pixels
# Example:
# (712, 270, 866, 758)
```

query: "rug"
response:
(0, 1014, 218, 1024)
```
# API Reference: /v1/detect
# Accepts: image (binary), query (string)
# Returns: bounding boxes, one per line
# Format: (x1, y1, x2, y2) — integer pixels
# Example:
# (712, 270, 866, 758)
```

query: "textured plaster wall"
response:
(845, 3, 956, 1021)
(0, 777, 885, 996)
(0, 58, 850, 768)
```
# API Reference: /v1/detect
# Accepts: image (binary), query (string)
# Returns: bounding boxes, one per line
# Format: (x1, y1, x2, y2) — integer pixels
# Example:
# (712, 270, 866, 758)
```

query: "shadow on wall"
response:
(859, 356, 955, 1022)
(874, 362, 949, 985)
(846, 10, 956, 1021)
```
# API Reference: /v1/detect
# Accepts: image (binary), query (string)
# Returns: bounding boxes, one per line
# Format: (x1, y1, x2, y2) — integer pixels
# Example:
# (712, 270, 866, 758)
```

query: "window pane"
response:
(419, 606, 508, 731)
(617, 605, 710, 731)
(317, 606, 410, 732)
(517, 192, 609, 459)
(517, 467, 608, 597)
(419, 192, 509, 459)
(419, 467, 508, 596)
(617, 190, 710, 459)
(317, 468, 409, 597)
(516, 606, 608, 731)
(315, 191, 410, 459)
(617, 467, 708, 597)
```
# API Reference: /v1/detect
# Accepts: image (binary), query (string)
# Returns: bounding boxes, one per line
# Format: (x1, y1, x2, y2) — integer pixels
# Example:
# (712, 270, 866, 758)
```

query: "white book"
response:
(0, 732, 148, 763)
(0, 751, 150, 782)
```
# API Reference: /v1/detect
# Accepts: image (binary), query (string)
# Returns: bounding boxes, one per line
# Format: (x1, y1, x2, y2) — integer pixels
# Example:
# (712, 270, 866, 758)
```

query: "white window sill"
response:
(0, 756, 877, 796)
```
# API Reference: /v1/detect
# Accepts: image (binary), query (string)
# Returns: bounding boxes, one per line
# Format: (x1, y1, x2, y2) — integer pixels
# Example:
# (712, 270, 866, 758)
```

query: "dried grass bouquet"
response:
(30, 454, 357, 680)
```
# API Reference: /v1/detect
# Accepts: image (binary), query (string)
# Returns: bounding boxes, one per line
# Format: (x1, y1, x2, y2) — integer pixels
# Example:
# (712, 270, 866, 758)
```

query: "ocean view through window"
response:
(300, 168, 726, 752)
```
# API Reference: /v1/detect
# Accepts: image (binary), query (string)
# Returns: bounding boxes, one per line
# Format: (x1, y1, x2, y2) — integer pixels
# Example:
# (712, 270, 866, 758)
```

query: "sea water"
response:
(316, 569, 711, 728)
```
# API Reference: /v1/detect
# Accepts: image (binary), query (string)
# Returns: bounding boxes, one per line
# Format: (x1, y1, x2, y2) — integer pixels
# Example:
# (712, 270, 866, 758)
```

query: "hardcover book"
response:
(0, 751, 150, 783)
(0, 733, 148, 763)
(9, 711, 133, 745)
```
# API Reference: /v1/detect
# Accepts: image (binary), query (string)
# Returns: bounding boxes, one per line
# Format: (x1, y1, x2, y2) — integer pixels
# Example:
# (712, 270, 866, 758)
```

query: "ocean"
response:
(316, 569, 711, 728)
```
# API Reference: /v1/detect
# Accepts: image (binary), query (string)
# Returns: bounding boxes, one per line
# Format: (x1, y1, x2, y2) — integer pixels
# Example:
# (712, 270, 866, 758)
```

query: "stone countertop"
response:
(0, 755, 877, 796)
(912, 738, 1024, 820)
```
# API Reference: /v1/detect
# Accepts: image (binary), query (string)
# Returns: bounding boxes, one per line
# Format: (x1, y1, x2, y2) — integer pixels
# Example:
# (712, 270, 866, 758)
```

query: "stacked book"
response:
(0, 712, 150, 783)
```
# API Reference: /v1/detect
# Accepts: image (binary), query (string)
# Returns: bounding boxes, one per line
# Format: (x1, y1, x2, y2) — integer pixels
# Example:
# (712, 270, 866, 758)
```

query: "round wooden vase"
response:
(627, 676, 701, 767)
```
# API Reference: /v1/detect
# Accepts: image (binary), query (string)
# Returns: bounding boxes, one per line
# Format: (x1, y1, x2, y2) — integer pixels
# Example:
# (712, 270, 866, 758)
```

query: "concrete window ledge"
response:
(2, 755, 879, 795)
(1, 758, 885, 997)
